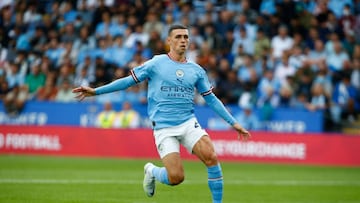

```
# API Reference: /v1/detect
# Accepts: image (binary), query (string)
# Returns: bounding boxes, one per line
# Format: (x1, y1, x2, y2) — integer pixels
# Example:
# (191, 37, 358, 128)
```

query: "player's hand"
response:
(72, 86, 96, 101)
(232, 123, 251, 141)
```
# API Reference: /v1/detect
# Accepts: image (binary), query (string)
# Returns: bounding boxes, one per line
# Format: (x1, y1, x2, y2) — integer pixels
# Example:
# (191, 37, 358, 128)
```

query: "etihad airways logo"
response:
(160, 86, 193, 93)
(160, 85, 194, 98)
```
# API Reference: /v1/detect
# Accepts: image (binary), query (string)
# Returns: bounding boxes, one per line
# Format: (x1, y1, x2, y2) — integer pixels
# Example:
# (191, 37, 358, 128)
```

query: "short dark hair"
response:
(168, 24, 188, 36)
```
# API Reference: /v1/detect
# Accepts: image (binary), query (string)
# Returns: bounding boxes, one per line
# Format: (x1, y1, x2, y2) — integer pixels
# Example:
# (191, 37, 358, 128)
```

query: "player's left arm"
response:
(202, 93, 251, 140)
(196, 68, 251, 140)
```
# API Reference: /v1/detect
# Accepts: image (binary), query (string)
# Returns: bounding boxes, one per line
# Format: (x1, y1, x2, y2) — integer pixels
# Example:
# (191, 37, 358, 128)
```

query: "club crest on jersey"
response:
(176, 69, 184, 77)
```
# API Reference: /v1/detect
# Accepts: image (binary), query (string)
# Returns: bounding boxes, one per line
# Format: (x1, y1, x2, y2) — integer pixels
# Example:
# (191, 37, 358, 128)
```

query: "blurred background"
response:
(0, 1, 360, 202)
(0, 0, 359, 134)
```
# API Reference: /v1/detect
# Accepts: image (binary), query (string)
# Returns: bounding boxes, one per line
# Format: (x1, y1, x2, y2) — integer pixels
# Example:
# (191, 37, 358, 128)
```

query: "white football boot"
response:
(143, 162, 155, 197)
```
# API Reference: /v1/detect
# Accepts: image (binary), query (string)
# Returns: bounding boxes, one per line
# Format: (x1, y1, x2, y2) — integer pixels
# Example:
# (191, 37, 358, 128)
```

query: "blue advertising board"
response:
(0, 101, 323, 133)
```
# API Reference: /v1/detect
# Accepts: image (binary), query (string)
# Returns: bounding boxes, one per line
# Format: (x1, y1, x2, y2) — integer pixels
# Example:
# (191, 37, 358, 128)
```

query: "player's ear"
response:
(166, 36, 171, 45)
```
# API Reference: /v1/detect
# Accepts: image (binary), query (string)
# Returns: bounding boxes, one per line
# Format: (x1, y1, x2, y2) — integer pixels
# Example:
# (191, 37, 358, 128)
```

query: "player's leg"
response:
(145, 152, 184, 186)
(181, 118, 223, 203)
(160, 152, 184, 184)
(144, 130, 183, 197)
(192, 136, 223, 203)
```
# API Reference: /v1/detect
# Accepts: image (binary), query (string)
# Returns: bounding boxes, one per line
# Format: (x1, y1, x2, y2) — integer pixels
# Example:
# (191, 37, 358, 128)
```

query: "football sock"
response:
(152, 166, 170, 185)
(207, 164, 223, 203)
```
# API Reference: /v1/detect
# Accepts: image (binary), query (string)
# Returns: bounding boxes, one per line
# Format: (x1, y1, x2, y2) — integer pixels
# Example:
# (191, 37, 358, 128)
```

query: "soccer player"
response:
(72, 24, 251, 203)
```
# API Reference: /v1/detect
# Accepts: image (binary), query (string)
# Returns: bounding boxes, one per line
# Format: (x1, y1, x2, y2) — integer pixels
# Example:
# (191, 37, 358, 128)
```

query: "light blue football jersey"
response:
(130, 54, 212, 129)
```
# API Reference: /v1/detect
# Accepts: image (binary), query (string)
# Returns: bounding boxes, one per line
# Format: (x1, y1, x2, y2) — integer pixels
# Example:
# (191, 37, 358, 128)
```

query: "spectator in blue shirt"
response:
(235, 104, 261, 130)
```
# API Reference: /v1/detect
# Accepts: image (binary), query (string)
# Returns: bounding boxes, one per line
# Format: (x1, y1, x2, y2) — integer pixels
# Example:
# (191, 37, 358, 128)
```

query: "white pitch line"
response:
(0, 179, 359, 186)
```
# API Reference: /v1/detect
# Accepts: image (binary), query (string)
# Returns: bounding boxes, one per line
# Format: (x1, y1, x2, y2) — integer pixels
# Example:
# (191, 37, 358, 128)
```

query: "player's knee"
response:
(168, 171, 184, 185)
(203, 151, 218, 167)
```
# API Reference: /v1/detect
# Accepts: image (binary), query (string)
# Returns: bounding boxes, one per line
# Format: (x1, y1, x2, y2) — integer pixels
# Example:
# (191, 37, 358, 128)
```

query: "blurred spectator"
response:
(91, 56, 112, 87)
(73, 26, 96, 62)
(186, 42, 199, 63)
(257, 68, 281, 100)
(240, 0, 258, 24)
(331, 72, 360, 123)
(143, 10, 163, 36)
(215, 10, 235, 37)
(257, 85, 279, 120)
(56, 63, 75, 87)
(274, 53, 296, 86)
(24, 61, 46, 97)
(253, 28, 271, 60)
(232, 44, 246, 70)
(61, 23, 78, 43)
(23, 3, 41, 25)
(5, 62, 24, 89)
(29, 26, 47, 53)
(54, 79, 75, 102)
(305, 27, 320, 50)
(326, 41, 350, 72)
(178, 2, 196, 25)
(107, 35, 133, 67)
(91, 0, 111, 32)
(238, 81, 257, 109)
(342, 31, 357, 57)
(35, 77, 58, 101)
(305, 83, 328, 112)
(95, 101, 116, 128)
(260, 0, 276, 16)
(278, 79, 296, 107)
(13, 50, 29, 76)
(114, 101, 141, 128)
(237, 55, 258, 84)
(295, 64, 315, 100)
(306, 39, 326, 71)
(313, 60, 333, 98)
(276, 0, 297, 26)
(217, 70, 242, 104)
(235, 104, 261, 130)
(124, 24, 149, 49)
(0, 76, 10, 100)
(271, 25, 294, 61)
(328, 0, 353, 19)
(189, 26, 204, 48)
(289, 46, 307, 70)
(339, 4, 356, 36)
(203, 23, 222, 51)
(226, 0, 242, 13)
(75, 56, 95, 83)
(232, 22, 255, 55)
(128, 51, 146, 69)
(74, 66, 90, 87)
(124, 85, 147, 105)
(161, 12, 175, 40)
(351, 59, 360, 91)
(95, 11, 113, 38)
(3, 84, 28, 116)
(45, 37, 65, 67)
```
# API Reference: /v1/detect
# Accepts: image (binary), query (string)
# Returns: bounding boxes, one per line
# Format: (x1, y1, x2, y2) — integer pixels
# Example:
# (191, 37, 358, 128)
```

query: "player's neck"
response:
(167, 52, 187, 63)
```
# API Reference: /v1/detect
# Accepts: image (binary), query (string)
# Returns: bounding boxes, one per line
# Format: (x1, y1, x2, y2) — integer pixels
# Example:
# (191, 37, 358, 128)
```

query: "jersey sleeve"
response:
(195, 68, 213, 96)
(130, 58, 155, 83)
(196, 67, 237, 126)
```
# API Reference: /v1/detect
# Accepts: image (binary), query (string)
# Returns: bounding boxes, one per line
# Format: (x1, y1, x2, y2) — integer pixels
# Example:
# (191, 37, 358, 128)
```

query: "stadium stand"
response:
(0, 0, 359, 133)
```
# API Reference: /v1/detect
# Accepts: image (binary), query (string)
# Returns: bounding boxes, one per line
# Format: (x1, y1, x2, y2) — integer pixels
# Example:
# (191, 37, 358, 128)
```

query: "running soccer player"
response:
(72, 24, 251, 203)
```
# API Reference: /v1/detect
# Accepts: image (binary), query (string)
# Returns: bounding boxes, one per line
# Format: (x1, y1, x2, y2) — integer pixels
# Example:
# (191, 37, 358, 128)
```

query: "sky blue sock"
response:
(207, 164, 223, 203)
(152, 166, 170, 185)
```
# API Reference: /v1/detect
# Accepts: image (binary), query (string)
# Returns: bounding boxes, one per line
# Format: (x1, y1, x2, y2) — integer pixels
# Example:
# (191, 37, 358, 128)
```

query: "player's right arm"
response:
(72, 75, 136, 101)
(73, 57, 155, 101)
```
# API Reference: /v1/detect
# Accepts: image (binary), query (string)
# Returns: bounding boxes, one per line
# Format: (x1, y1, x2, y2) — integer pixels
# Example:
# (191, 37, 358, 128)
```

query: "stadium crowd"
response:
(0, 0, 359, 132)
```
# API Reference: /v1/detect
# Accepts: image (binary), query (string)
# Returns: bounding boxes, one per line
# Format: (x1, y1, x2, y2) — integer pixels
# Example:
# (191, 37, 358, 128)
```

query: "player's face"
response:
(168, 29, 189, 55)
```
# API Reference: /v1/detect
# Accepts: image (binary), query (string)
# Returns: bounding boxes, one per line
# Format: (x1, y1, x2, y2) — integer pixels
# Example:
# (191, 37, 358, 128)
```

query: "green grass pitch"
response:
(0, 155, 359, 203)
